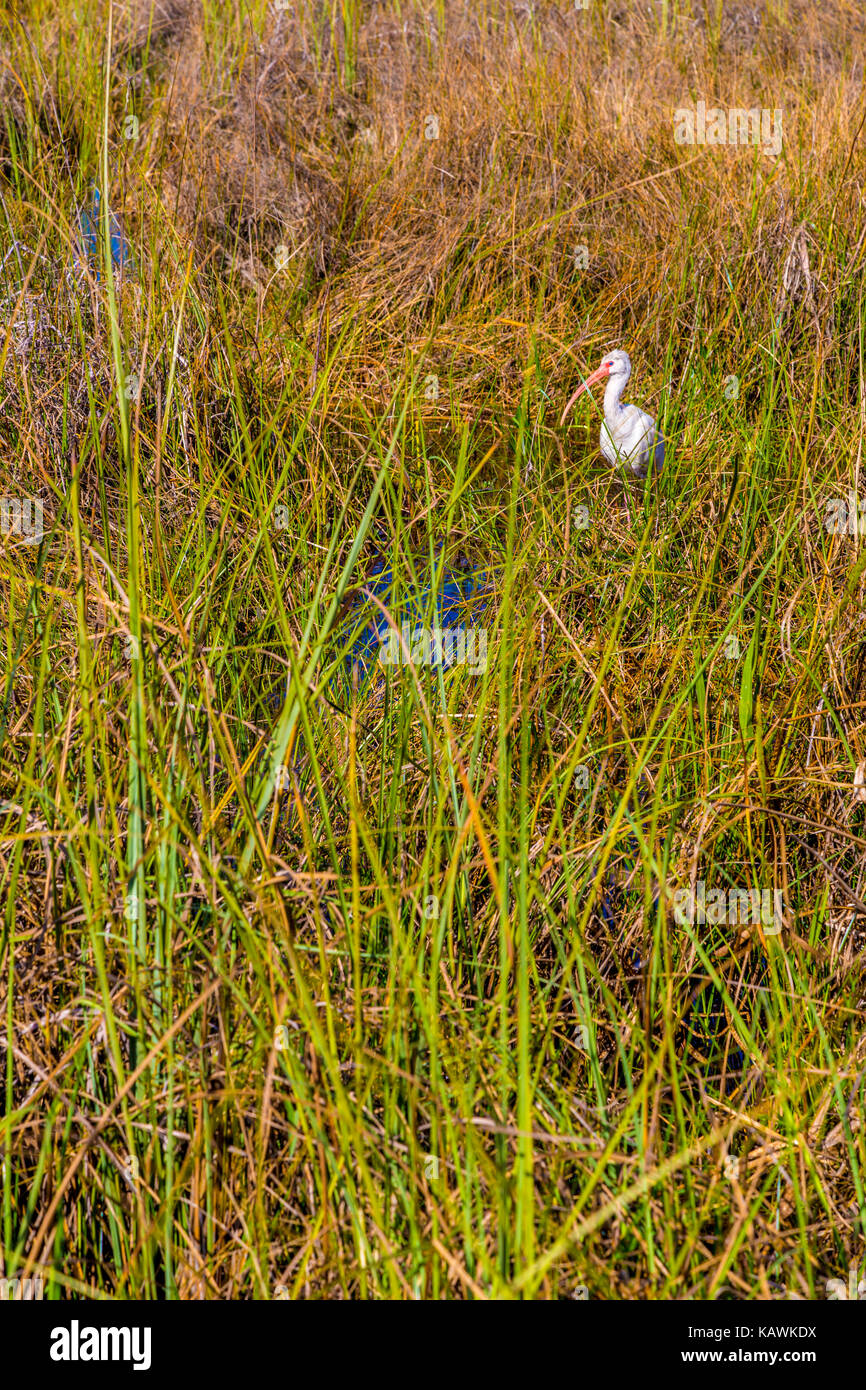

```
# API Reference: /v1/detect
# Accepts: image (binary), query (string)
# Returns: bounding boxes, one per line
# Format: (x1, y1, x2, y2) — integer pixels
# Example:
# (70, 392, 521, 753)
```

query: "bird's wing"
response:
(619, 405, 654, 456)
(638, 409, 664, 470)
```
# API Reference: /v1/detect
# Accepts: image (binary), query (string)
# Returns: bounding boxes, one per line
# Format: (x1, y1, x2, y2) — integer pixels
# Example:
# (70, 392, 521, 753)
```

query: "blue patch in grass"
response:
(73, 185, 136, 283)
(332, 558, 492, 684)
(256, 559, 491, 797)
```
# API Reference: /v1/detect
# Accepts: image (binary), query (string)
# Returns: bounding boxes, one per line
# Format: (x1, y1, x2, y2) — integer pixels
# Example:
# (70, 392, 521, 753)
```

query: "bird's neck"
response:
(604, 375, 628, 419)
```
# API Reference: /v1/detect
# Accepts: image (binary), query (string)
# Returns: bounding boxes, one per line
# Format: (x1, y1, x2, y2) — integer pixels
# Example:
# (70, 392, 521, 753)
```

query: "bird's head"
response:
(560, 349, 632, 426)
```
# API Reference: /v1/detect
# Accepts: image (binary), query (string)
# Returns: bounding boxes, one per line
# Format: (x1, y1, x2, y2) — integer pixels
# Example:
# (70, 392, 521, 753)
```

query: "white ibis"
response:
(560, 349, 664, 478)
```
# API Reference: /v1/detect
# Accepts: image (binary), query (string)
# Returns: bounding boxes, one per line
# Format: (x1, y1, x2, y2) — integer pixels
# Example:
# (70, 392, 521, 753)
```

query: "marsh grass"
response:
(1, 0, 865, 1299)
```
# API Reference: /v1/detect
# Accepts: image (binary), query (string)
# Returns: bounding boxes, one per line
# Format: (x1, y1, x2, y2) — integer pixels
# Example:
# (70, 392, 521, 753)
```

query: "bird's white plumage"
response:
(599, 399, 664, 477)
(561, 348, 664, 479)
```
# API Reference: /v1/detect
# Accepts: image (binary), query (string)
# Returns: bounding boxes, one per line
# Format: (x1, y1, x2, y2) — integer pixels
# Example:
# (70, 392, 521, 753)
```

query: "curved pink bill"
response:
(559, 362, 611, 427)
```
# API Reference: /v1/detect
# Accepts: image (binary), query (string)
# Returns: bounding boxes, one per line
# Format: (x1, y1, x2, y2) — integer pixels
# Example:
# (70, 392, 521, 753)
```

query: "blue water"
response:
(73, 185, 136, 282)
(259, 557, 491, 775)
(332, 557, 491, 684)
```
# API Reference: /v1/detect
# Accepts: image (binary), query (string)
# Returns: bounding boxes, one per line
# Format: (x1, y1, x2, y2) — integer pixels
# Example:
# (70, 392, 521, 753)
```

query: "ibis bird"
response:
(560, 349, 663, 478)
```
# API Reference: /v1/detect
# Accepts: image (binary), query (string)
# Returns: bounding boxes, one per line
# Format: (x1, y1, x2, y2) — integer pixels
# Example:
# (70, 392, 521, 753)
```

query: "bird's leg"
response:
(620, 469, 635, 528)
(602, 464, 619, 529)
